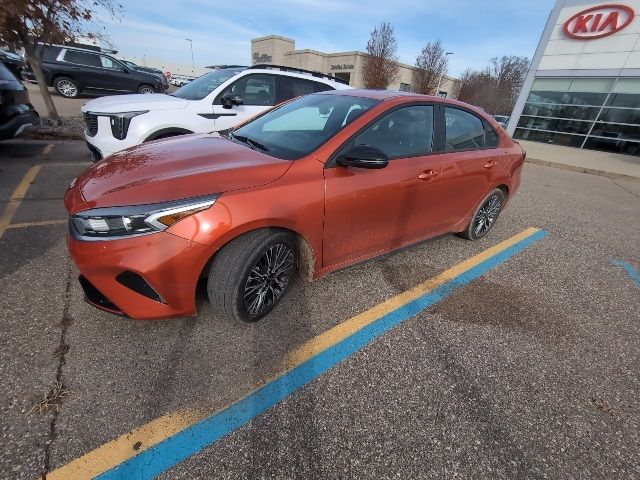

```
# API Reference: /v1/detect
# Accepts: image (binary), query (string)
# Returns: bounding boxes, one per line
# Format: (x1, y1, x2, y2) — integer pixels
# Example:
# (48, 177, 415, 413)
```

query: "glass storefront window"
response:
(522, 103, 600, 120)
(590, 123, 640, 142)
(584, 137, 640, 156)
(514, 77, 640, 156)
(597, 108, 640, 125)
(517, 116, 593, 135)
(514, 128, 586, 148)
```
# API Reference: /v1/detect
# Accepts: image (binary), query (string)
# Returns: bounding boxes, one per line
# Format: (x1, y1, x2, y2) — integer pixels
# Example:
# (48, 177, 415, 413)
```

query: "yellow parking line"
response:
(42, 143, 54, 156)
(7, 219, 67, 229)
(0, 165, 42, 240)
(45, 227, 545, 480)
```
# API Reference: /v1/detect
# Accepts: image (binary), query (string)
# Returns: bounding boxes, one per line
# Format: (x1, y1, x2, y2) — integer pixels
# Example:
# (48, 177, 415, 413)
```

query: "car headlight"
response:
(70, 195, 218, 240)
(109, 111, 148, 140)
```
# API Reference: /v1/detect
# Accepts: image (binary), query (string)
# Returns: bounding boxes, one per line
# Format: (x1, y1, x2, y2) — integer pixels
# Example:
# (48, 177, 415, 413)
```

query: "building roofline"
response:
(251, 35, 295, 43)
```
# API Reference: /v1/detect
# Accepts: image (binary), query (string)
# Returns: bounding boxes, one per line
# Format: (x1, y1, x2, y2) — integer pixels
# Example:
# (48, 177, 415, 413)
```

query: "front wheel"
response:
(207, 229, 297, 323)
(138, 84, 156, 94)
(459, 189, 505, 240)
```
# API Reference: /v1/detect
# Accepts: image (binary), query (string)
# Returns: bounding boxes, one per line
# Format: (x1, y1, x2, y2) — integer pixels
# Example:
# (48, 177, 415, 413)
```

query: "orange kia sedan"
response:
(65, 90, 525, 322)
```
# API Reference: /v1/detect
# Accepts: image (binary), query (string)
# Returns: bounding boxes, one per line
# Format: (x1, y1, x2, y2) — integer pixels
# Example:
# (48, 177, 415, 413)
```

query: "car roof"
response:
(245, 67, 352, 89)
(317, 89, 488, 114)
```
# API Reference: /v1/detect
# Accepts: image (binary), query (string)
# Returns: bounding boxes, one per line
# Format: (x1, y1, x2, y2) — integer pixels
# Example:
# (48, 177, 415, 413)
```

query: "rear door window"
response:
(64, 50, 101, 67)
(444, 107, 486, 151)
(277, 77, 319, 102)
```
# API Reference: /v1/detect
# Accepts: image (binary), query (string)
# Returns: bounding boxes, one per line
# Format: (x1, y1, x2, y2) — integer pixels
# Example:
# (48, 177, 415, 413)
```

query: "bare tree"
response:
(362, 22, 400, 89)
(458, 56, 529, 114)
(413, 39, 448, 95)
(0, 0, 121, 124)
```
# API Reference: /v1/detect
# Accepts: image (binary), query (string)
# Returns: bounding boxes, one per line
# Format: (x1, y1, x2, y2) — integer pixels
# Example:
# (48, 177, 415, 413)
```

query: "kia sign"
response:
(563, 4, 635, 39)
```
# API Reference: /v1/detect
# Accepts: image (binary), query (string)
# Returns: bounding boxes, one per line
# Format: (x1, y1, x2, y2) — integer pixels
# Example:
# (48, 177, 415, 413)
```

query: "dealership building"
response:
(251, 35, 461, 98)
(508, 0, 640, 156)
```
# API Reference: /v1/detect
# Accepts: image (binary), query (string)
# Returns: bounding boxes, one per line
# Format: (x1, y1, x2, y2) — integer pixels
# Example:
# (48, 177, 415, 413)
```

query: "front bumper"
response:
(67, 228, 212, 319)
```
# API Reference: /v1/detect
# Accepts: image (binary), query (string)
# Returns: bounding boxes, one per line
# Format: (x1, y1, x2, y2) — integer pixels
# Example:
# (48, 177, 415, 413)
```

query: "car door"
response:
(323, 104, 443, 268)
(427, 106, 500, 233)
(61, 50, 104, 89)
(96, 55, 134, 92)
(212, 73, 277, 130)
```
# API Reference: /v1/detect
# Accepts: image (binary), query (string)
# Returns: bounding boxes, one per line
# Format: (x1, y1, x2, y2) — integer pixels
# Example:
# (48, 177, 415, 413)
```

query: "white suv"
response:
(81, 66, 352, 159)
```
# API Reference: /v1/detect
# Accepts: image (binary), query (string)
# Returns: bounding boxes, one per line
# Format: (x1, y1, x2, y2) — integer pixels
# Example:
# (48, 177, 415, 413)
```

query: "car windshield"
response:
(171, 68, 247, 100)
(230, 94, 380, 160)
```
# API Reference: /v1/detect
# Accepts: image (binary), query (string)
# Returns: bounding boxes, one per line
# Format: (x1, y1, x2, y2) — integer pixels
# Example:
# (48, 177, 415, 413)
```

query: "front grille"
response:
(84, 112, 98, 137)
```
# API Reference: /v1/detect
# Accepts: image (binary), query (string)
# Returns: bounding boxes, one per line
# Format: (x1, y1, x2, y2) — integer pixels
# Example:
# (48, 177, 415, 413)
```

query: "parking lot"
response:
(1, 139, 639, 479)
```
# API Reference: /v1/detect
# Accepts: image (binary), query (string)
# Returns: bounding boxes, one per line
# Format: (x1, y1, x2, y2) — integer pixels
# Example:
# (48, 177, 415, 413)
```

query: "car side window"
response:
(485, 123, 500, 148)
(444, 107, 486, 151)
(277, 77, 318, 102)
(64, 50, 101, 68)
(315, 82, 334, 92)
(100, 55, 123, 70)
(216, 74, 276, 106)
(353, 105, 434, 159)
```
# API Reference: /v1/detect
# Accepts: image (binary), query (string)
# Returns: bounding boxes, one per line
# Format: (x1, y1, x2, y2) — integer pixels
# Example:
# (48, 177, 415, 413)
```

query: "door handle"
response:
(418, 170, 438, 181)
(484, 160, 498, 168)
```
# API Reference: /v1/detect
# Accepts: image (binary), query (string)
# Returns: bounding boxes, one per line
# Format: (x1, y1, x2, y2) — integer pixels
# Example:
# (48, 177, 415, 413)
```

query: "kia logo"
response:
(563, 4, 635, 39)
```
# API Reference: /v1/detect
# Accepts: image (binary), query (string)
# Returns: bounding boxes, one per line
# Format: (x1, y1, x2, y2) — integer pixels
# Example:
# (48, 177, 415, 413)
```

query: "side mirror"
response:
(337, 145, 389, 169)
(221, 93, 244, 109)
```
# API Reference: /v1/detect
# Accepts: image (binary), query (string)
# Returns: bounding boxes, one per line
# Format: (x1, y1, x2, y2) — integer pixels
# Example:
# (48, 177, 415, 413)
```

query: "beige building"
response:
(251, 35, 460, 98)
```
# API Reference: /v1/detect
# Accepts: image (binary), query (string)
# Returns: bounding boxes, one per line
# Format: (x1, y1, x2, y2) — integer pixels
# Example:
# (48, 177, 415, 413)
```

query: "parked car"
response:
(493, 115, 509, 128)
(0, 62, 40, 140)
(81, 65, 351, 160)
(170, 76, 194, 87)
(21, 45, 165, 98)
(65, 89, 524, 322)
(0, 49, 25, 78)
(119, 60, 168, 89)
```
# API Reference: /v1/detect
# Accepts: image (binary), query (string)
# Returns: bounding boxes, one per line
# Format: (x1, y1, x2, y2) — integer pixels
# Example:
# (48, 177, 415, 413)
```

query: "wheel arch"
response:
(198, 225, 317, 284)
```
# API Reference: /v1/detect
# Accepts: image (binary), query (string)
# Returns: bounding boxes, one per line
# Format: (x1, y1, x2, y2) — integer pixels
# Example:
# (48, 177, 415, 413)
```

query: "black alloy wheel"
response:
(243, 243, 294, 316)
(460, 188, 505, 240)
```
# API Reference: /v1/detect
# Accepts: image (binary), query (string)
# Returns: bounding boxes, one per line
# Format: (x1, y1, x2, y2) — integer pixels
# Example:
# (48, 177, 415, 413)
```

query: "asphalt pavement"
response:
(0, 140, 639, 479)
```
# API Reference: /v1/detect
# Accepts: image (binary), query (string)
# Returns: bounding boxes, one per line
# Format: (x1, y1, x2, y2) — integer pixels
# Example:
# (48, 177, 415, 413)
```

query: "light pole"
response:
(436, 52, 454, 97)
(185, 38, 194, 76)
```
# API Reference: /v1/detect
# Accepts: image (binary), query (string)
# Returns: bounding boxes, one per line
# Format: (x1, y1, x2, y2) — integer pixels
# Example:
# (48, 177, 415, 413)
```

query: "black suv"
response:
(0, 62, 39, 140)
(22, 46, 166, 98)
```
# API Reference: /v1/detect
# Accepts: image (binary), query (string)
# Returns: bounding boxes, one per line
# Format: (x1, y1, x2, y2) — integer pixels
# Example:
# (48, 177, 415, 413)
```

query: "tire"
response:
(459, 188, 505, 240)
(207, 229, 297, 323)
(54, 77, 79, 98)
(138, 84, 156, 94)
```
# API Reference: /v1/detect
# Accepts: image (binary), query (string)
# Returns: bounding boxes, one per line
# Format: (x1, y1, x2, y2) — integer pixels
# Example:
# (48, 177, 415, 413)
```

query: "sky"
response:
(97, 0, 557, 77)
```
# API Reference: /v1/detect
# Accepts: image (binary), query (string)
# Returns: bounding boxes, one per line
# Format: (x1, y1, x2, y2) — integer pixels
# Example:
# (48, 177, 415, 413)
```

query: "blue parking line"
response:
(610, 259, 640, 288)
(97, 229, 548, 480)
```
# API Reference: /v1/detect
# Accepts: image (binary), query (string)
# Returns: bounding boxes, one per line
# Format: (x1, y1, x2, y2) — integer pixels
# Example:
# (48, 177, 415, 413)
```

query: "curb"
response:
(526, 157, 640, 182)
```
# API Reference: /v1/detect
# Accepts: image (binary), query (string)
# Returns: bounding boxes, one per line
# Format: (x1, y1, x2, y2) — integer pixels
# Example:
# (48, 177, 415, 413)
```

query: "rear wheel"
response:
(459, 188, 505, 240)
(138, 84, 155, 94)
(54, 77, 79, 98)
(207, 229, 296, 323)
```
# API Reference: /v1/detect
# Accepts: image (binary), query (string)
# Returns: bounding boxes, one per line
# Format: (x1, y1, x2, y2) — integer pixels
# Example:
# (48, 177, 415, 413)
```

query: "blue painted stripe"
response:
(97, 229, 548, 480)
(610, 259, 640, 288)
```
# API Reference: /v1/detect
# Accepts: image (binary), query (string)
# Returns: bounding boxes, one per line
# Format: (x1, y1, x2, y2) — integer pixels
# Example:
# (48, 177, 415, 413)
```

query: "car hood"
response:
(81, 93, 189, 114)
(65, 134, 293, 213)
